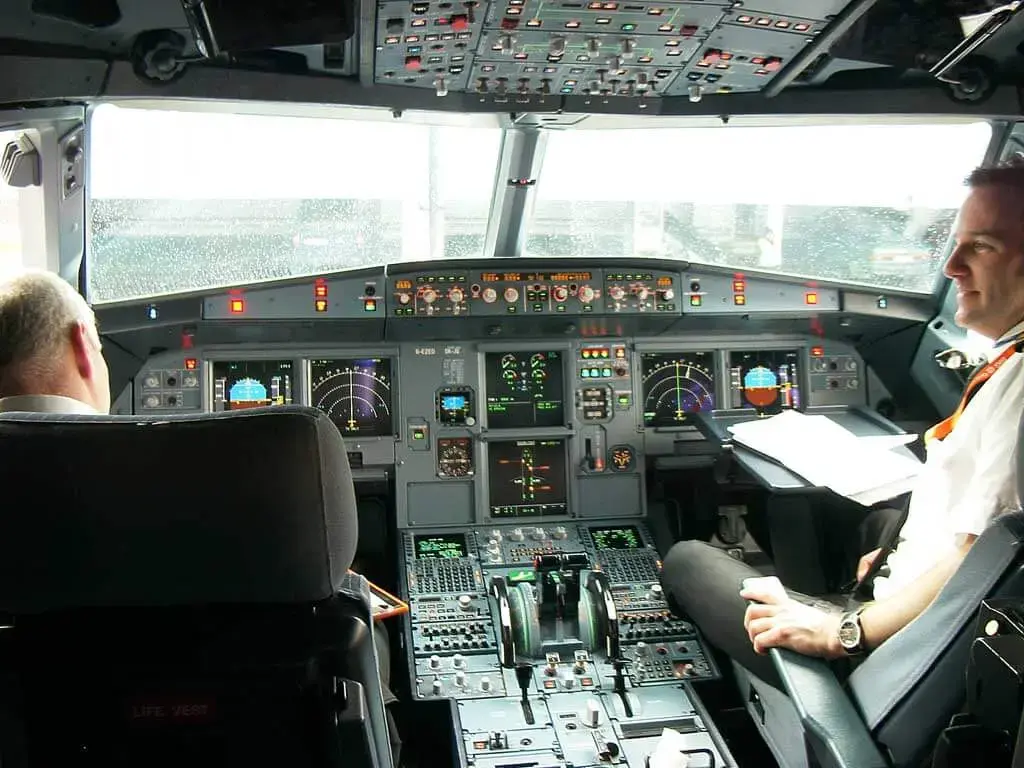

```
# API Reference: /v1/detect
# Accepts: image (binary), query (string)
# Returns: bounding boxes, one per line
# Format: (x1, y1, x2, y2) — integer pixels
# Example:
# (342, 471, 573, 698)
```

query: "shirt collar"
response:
(0, 394, 100, 415)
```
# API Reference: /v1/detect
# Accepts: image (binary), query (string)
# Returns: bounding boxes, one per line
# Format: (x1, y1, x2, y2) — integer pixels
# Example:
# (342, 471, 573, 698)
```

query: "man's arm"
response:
(742, 532, 977, 659)
(854, 533, 976, 653)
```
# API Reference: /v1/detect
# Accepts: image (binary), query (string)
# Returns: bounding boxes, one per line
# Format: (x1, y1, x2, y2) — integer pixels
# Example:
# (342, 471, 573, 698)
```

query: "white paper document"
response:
(727, 411, 923, 506)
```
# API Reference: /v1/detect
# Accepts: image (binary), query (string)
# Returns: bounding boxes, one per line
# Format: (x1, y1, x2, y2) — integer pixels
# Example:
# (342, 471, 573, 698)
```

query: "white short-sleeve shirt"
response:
(873, 321, 1024, 601)
(0, 394, 98, 414)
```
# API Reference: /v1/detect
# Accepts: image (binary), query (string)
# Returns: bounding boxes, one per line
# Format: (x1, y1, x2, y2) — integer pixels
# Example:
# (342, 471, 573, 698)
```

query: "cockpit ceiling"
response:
(1, 0, 1020, 114)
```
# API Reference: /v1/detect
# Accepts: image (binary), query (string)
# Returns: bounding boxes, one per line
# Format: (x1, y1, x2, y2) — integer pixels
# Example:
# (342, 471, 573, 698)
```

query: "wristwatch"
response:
(837, 607, 867, 655)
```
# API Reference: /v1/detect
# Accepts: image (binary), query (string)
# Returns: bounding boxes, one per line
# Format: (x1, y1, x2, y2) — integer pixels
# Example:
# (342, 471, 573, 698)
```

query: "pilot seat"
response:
(0, 406, 395, 768)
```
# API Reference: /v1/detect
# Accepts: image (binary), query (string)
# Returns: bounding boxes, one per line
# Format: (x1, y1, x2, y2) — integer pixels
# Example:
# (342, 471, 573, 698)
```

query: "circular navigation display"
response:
(310, 358, 394, 436)
(641, 352, 715, 427)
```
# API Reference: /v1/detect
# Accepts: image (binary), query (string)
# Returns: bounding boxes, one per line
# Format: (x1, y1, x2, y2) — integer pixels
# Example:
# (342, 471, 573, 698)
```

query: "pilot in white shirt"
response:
(661, 159, 1024, 684)
(874, 320, 1024, 600)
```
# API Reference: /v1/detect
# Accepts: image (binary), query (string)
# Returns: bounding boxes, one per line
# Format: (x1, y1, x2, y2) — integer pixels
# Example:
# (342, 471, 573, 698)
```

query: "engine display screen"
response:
(485, 351, 564, 429)
(414, 533, 467, 560)
(212, 360, 293, 411)
(728, 349, 802, 415)
(591, 526, 642, 550)
(489, 438, 568, 518)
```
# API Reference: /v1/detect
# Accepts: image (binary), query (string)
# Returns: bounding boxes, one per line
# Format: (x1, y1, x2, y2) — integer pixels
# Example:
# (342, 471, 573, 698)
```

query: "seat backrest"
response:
(846, 409, 1024, 768)
(0, 406, 386, 768)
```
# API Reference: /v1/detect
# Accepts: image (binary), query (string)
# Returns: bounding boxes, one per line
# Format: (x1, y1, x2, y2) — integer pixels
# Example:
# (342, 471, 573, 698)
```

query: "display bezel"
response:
(486, 436, 571, 520)
(724, 347, 807, 416)
(481, 347, 570, 431)
(307, 355, 397, 437)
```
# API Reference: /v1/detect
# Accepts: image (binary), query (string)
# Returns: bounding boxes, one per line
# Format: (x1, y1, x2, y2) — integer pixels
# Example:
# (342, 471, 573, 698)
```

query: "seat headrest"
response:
(0, 405, 357, 613)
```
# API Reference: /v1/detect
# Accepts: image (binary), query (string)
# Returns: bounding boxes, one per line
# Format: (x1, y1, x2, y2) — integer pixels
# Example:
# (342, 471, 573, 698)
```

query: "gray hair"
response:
(0, 270, 95, 396)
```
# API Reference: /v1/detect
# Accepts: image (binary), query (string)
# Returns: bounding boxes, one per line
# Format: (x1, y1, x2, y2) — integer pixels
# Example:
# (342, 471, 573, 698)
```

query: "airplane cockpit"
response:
(4, 1, 1024, 766)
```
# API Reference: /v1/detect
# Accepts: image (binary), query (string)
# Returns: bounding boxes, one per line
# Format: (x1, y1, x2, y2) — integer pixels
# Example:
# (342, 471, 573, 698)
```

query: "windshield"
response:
(86, 105, 991, 303)
(87, 105, 502, 303)
(528, 121, 991, 293)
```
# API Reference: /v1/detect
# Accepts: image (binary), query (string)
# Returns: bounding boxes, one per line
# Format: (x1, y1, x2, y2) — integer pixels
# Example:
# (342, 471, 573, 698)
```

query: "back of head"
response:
(0, 270, 106, 408)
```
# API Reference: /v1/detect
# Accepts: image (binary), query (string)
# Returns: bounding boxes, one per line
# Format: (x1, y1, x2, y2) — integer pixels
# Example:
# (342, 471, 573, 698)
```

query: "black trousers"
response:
(660, 506, 904, 689)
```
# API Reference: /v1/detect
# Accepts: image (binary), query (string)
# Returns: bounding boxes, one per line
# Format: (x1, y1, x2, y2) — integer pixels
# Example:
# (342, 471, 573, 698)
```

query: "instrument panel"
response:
(113, 261, 904, 768)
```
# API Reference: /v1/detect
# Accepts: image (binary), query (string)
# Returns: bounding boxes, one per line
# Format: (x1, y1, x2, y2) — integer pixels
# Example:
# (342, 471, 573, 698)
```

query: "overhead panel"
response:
(372, 0, 861, 99)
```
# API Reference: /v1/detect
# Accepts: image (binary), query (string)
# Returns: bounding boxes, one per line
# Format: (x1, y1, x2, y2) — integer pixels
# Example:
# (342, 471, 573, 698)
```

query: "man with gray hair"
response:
(0, 269, 110, 414)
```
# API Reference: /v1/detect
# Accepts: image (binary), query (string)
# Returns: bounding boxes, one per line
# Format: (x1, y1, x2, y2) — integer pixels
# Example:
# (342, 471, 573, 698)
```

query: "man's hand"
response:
(856, 547, 882, 582)
(740, 577, 844, 659)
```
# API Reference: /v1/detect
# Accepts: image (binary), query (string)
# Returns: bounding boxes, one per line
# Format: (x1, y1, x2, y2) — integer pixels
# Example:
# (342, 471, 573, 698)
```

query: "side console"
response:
(400, 521, 735, 767)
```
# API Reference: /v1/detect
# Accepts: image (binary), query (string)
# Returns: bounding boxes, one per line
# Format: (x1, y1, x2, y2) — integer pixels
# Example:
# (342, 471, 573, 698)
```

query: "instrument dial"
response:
(437, 438, 474, 478)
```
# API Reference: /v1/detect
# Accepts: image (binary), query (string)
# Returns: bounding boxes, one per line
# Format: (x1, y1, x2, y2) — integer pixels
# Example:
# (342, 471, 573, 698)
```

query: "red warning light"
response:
(229, 298, 244, 314)
(315, 299, 328, 312)
(184, 358, 198, 371)
(805, 292, 818, 305)
(810, 346, 824, 357)
(732, 280, 745, 293)
(314, 282, 328, 298)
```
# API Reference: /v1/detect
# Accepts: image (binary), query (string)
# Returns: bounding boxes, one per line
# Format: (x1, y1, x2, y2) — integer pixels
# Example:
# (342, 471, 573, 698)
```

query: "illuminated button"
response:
(405, 55, 422, 70)
(314, 283, 328, 297)
(805, 292, 818, 305)
(811, 346, 824, 357)
(184, 358, 198, 370)
(734, 294, 746, 305)
(582, 369, 590, 378)
(583, 350, 591, 359)
(451, 14, 469, 30)
(689, 295, 702, 307)
(364, 299, 377, 312)
(229, 298, 244, 314)
(732, 280, 745, 292)
(314, 299, 328, 312)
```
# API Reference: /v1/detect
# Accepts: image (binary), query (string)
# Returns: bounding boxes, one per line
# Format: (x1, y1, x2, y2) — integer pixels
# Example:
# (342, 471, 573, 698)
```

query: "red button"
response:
(451, 14, 469, 30)
(764, 56, 782, 71)
(405, 56, 421, 70)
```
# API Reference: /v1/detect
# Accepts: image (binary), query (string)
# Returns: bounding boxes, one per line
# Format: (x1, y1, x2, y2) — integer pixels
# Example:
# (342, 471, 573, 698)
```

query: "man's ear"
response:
(69, 321, 96, 378)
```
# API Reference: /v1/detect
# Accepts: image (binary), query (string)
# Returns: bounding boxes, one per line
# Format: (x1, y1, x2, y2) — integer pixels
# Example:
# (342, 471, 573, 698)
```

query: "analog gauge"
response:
(438, 438, 474, 478)
(610, 445, 635, 472)
(641, 352, 716, 427)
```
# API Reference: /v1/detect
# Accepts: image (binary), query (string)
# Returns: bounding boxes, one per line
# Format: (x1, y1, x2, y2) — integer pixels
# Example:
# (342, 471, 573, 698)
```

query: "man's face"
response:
(944, 184, 1024, 340)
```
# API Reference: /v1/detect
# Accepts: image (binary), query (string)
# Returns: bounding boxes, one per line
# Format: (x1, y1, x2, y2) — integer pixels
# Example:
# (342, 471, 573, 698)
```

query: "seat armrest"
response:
(770, 648, 889, 768)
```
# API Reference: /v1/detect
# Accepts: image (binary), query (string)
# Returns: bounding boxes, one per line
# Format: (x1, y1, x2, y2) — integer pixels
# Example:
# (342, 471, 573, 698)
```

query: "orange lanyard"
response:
(924, 331, 1024, 446)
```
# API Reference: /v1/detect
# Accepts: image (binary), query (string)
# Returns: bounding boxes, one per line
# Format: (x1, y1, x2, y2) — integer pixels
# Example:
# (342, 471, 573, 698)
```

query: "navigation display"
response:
(641, 352, 715, 427)
(414, 533, 467, 560)
(485, 351, 564, 429)
(729, 349, 802, 415)
(591, 526, 642, 550)
(489, 438, 568, 518)
(310, 358, 394, 436)
(212, 360, 293, 411)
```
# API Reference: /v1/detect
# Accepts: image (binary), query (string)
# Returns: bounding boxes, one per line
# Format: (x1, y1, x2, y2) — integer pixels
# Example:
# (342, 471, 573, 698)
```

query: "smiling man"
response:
(661, 159, 1024, 685)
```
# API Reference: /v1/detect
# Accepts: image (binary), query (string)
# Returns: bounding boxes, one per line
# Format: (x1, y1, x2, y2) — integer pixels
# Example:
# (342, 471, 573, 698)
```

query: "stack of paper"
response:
(727, 411, 923, 506)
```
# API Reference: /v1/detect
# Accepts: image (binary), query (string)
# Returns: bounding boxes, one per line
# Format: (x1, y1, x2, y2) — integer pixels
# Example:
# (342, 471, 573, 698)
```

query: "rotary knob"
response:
(552, 285, 569, 302)
(609, 286, 625, 301)
(660, 288, 675, 301)
(449, 286, 464, 303)
(636, 287, 650, 301)
(398, 292, 411, 304)
(453, 653, 466, 669)
(422, 288, 437, 304)
(578, 285, 596, 303)
(504, 286, 519, 303)
(482, 287, 497, 303)
(429, 655, 442, 669)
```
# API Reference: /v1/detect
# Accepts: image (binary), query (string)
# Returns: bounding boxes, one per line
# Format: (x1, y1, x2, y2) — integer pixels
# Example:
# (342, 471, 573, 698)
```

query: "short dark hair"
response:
(966, 155, 1024, 191)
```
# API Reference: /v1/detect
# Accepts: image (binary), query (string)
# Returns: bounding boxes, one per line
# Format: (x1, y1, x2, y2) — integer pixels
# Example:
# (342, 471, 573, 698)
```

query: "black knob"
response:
(515, 663, 534, 692)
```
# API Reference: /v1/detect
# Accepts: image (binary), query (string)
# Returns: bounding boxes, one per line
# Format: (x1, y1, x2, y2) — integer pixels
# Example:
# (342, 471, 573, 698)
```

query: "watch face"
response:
(839, 619, 860, 649)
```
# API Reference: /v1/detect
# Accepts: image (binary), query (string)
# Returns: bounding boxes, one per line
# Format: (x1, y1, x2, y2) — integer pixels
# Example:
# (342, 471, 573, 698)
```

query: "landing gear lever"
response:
(515, 663, 535, 725)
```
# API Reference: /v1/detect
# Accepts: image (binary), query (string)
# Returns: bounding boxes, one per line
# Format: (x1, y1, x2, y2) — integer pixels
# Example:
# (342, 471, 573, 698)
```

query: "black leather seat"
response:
(0, 406, 393, 768)
(734, 412, 1024, 768)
